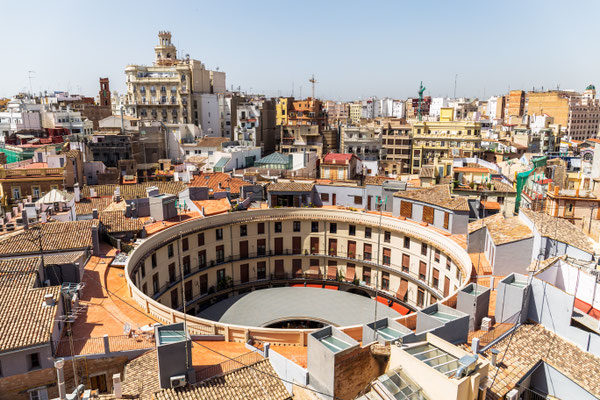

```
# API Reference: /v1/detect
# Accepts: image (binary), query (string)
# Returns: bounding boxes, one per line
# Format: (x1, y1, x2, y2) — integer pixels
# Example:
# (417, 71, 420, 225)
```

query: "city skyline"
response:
(2, 0, 599, 100)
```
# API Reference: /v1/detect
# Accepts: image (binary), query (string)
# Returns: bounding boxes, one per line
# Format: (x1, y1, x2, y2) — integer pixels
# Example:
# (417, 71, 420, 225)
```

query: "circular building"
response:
(125, 208, 472, 345)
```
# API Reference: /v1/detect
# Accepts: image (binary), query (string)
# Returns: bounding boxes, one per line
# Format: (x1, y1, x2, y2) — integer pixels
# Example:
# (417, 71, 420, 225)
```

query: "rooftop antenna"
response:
(309, 74, 317, 99)
(299, 85, 303, 99)
(28, 71, 36, 97)
(291, 81, 294, 97)
(454, 74, 458, 99)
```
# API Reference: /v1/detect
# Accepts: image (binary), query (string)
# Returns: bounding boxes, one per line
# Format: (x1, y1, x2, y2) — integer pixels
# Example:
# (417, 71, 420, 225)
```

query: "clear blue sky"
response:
(2, 0, 598, 101)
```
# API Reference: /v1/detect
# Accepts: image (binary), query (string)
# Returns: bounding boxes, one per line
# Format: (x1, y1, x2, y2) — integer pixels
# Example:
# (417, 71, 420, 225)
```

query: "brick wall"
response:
(333, 344, 389, 400)
(0, 355, 129, 400)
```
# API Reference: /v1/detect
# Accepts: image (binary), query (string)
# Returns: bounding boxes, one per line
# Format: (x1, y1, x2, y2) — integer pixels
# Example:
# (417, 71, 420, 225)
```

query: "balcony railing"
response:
(147, 248, 444, 304)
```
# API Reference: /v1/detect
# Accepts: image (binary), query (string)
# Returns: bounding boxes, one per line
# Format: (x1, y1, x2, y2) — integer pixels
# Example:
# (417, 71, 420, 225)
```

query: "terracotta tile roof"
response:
(118, 350, 290, 400)
(155, 359, 290, 400)
(0, 220, 95, 256)
(0, 257, 61, 352)
(193, 198, 231, 216)
(491, 180, 516, 193)
(189, 172, 251, 195)
(62, 149, 81, 158)
(322, 153, 355, 164)
(81, 182, 186, 200)
(486, 216, 533, 245)
(521, 209, 595, 254)
(194, 137, 230, 148)
(418, 165, 435, 178)
(483, 323, 600, 399)
(74, 197, 112, 215)
(481, 200, 501, 210)
(454, 167, 490, 173)
(267, 181, 315, 192)
(99, 211, 144, 234)
(364, 176, 396, 185)
(468, 213, 504, 234)
(42, 250, 87, 265)
(393, 185, 469, 211)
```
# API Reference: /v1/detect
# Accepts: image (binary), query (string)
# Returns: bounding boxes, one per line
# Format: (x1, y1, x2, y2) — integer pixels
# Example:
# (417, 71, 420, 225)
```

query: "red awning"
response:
(324, 285, 338, 290)
(574, 298, 600, 320)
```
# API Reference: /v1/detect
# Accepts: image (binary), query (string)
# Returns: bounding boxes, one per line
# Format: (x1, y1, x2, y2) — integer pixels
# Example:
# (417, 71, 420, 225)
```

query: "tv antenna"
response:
(309, 74, 317, 99)
(28, 71, 36, 97)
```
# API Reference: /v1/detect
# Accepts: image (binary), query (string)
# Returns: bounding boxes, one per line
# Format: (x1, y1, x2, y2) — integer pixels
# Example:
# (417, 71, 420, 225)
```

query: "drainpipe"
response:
(55, 359, 66, 400)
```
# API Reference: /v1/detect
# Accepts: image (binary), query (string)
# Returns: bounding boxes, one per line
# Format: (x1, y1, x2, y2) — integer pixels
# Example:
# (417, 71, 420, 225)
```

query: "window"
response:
(169, 263, 176, 283)
(404, 236, 410, 249)
(183, 256, 190, 275)
(432, 268, 440, 288)
(200, 274, 208, 295)
(417, 288, 425, 307)
(257, 239, 266, 256)
(328, 239, 337, 256)
(12, 187, 21, 200)
(382, 272, 390, 290)
(293, 221, 301, 232)
(383, 248, 391, 266)
(257, 262, 266, 280)
(384, 231, 391, 243)
(29, 353, 41, 370)
(28, 387, 48, 400)
(419, 261, 427, 280)
(240, 225, 247, 236)
(152, 273, 159, 294)
(151, 253, 157, 268)
(434, 249, 440, 263)
(446, 258, 451, 271)
(402, 254, 410, 272)
(330, 223, 337, 234)
(168, 244, 174, 258)
(363, 267, 371, 284)
(185, 280, 192, 300)
(275, 222, 282, 233)
(257, 222, 265, 234)
(311, 221, 319, 232)
(171, 289, 178, 309)
(216, 245, 225, 263)
(140, 264, 146, 278)
(365, 227, 372, 238)
(349, 225, 356, 236)
(353, 196, 362, 205)
(216, 228, 223, 240)
(197, 233, 205, 246)
(421, 243, 428, 256)
(321, 193, 329, 202)
(32, 186, 41, 198)
(182, 238, 189, 252)
(217, 268, 225, 283)
(198, 250, 206, 268)
(364, 243, 372, 261)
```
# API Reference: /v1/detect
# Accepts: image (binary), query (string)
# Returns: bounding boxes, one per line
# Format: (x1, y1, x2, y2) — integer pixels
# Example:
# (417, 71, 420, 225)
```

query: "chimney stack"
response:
(55, 359, 66, 400)
(554, 185, 559, 196)
(74, 183, 81, 203)
(113, 373, 122, 399)
(491, 348, 500, 367)
(471, 337, 480, 354)
(44, 293, 55, 306)
(92, 208, 99, 219)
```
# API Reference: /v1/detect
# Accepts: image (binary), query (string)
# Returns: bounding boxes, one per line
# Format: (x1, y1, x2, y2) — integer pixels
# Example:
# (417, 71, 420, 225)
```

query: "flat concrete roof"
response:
(197, 287, 401, 327)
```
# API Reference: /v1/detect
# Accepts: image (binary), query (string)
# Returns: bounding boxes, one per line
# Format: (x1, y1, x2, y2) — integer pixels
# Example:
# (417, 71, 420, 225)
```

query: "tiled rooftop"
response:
(189, 172, 251, 195)
(267, 181, 315, 192)
(0, 257, 60, 352)
(193, 198, 231, 216)
(393, 184, 470, 211)
(0, 220, 95, 256)
(99, 210, 144, 234)
(521, 209, 595, 254)
(74, 196, 112, 215)
(81, 182, 186, 200)
(483, 323, 600, 399)
(486, 216, 533, 245)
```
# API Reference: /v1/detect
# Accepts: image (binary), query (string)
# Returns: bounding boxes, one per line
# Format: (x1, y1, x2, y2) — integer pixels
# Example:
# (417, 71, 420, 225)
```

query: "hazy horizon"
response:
(2, 0, 598, 101)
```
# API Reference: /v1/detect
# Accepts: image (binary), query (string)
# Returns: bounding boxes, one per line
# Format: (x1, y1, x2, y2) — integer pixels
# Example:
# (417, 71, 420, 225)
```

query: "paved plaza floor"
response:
(198, 286, 401, 327)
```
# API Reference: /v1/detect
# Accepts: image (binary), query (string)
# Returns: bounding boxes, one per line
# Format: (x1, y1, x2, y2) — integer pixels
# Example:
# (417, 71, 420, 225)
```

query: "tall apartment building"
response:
(526, 90, 575, 126)
(349, 102, 362, 125)
(234, 97, 277, 154)
(406, 97, 431, 118)
(275, 97, 327, 131)
(567, 85, 600, 141)
(506, 90, 526, 117)
(323, 101, 349, 126)
(339, 123, 382, 161)
(124, 31, 226, 127)
(410, 110, 481, 173)
(381, 120, 412, 175)
(279, 125, 323, 156)
(487, 95, 505, 120)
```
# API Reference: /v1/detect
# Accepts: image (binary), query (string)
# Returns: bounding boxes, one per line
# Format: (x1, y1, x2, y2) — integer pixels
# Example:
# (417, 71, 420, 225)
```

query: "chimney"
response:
(125, 203, 132, 218)
(471, 337, 480, 354)
(90, 188, 97, 197)
(91, 225, 101, 256)
(92, 208, 99, 219)
(74, 183, 81, 202)
(114, 186, 121, 203)
(44, 293, 55, 306)
(55, 359, 66, 400)
(491, 348, 500, 367)
(41, 213, 47, 223)
(554, 185, 559, 196)
(23, 210, 28, 230)
(113, 373, 122, 399)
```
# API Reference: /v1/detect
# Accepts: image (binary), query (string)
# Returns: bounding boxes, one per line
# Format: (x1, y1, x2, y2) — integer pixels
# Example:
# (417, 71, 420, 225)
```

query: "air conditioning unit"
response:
(170, 375, 187, 388)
